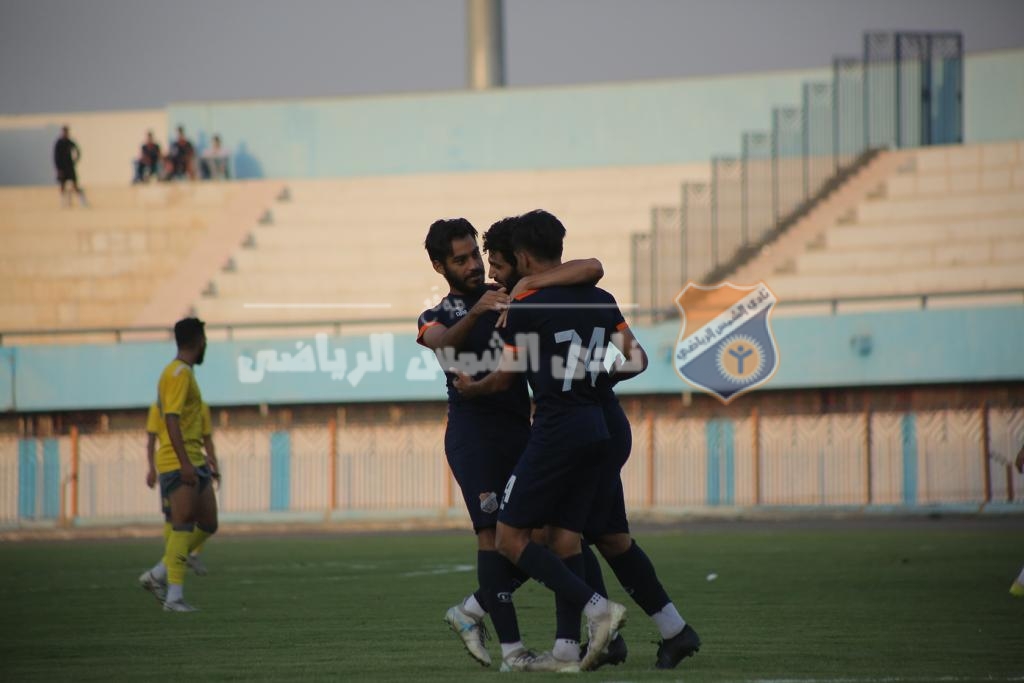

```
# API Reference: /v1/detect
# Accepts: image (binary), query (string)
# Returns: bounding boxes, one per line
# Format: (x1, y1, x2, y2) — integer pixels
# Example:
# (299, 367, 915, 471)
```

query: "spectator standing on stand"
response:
(54, 125, 87, 206)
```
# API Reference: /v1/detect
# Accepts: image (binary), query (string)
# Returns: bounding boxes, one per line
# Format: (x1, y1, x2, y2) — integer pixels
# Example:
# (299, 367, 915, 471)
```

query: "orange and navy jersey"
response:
(417, 284, 529, 420)
(500, 285, 627, 412)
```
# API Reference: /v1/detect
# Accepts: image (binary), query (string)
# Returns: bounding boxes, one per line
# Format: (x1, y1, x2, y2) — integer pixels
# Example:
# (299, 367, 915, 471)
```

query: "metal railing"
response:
(632, 30, 964, 318)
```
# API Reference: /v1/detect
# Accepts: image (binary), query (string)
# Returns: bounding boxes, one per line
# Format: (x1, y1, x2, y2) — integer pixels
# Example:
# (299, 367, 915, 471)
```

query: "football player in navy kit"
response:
(454, 210, 635, 671)
(460, 210, 700, 671)
(418, 217, 607, 671)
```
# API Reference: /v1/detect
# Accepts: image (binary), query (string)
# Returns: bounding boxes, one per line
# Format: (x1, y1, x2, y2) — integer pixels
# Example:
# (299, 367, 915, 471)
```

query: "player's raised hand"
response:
(471, 288, 508, 318)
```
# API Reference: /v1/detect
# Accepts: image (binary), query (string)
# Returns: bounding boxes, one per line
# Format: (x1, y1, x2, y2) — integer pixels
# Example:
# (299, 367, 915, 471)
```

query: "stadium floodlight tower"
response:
(467, 0, 505, 89)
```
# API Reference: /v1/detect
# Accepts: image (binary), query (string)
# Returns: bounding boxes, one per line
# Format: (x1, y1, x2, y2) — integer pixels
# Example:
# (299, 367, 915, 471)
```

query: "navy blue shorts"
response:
(584, 400, 632, 540)
(159, 465, 213, 519)
(446, 410, 530, 533)
(498, 405, 610, 533)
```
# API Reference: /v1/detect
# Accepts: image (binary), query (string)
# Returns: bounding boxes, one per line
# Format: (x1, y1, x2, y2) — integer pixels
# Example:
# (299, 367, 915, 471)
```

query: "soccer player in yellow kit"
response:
(144, 400, 219, 576)
(137, 317, 218, 611)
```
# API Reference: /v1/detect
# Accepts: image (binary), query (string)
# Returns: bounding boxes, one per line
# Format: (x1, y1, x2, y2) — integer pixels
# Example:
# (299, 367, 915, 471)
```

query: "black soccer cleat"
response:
(655, 623, 701, 669)
(580, 632, 628, 669)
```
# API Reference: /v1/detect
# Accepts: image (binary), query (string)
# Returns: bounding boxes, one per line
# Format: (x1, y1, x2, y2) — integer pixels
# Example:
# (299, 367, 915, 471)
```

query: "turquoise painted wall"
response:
(163, 49, 1024, 179)
(167, 66, 827, 178)
(5, 306, 1022, 411)
(964, 49, 1024, 144)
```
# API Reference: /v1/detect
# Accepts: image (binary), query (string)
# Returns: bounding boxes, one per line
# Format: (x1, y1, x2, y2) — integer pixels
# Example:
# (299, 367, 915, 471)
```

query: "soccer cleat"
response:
(1011, 581, 1024, 597)
(655, 623, 701, 669)
(580, 632, 628, 669)
(517, 650, 580, 673)
(580, 601, 627, 671)
(138, 570, 167, 603)
(162, 598, 198, 612)
(498, 648, 544, 672)
(186, 553, 208, 576)
(444, 604, 492, 667)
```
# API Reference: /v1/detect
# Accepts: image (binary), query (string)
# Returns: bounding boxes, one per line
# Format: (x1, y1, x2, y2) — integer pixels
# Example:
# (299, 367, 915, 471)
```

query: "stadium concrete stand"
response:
(733, 141, 1024, 310)
(0, 182, 279, 338)
(191, 163, 708, 330)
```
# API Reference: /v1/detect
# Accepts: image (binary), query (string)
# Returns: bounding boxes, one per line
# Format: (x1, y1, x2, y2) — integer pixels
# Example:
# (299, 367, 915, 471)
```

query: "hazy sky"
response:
(1, 0, 1022, 115)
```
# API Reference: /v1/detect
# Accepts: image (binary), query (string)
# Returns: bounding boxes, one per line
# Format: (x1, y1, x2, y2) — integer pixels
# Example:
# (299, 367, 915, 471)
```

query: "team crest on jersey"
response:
(673, 281, 780, 404)
(479, 491, 499, 514)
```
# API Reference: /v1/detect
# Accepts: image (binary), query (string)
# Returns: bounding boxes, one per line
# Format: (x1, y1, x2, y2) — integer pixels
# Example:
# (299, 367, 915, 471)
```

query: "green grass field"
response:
(1, 519, 1022, 682)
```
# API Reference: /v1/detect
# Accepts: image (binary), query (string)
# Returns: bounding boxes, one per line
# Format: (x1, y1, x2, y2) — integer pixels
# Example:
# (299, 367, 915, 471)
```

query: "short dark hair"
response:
(510, 210, 565, 262)
(424, 218, 478, 263)
(174, 317, 205, 348)
(482, 217, 518, 268)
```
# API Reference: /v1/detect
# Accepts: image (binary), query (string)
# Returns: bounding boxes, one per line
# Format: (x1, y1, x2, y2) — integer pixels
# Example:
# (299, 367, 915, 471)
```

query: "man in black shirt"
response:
(167, 126, 196, 180)
(134, 131, 162, 183)
(53, 126, 87, 207)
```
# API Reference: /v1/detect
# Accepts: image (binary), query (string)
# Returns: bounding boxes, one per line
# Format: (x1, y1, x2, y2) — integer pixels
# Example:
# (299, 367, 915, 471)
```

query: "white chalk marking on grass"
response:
(401, 564, 475, 577)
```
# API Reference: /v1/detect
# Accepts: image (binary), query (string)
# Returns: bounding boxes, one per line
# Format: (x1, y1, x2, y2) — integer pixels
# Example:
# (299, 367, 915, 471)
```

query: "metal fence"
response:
(633, 30, 963, 316)
(2, 404, 1021, 526)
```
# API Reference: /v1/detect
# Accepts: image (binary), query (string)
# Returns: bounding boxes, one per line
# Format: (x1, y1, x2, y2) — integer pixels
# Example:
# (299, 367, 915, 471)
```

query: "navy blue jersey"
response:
(417, 285, 530, 420)
(501, 285, 627, 415)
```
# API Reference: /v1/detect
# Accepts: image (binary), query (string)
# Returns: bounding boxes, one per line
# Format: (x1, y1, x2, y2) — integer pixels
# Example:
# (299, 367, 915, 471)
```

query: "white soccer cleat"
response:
(444, 604, 492, 667)
(138, 570, 167, 603)
(186, 553, 208, 576)
(498, 648, 541, 672)
(580, 601, 627, 671)
(519, 650, 580, 673)
(163, 598, 199, 612)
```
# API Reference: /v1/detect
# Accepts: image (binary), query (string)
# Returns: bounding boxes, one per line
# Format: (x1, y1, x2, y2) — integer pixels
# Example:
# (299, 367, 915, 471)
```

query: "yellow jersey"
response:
(154, 359, 207, 474)
(147, 402, 212, 444)
(146, 402, 163, 438)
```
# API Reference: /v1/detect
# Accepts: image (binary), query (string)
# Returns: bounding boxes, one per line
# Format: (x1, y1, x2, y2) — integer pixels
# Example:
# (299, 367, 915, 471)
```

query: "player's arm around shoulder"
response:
(418, 289, 508, 352)
(509, 258, 603, 300)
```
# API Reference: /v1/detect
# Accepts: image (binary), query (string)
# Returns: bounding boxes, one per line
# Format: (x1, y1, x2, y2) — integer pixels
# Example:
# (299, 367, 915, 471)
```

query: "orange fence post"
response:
(443, 417, 452, 510)
(444, 464, 453, 511)
(70, 425, 79, 522)
(980, 402, 992, 504)
(328, 418, 337, 514)
(645, 413, 655, 509)
(864, 409, 873, 505)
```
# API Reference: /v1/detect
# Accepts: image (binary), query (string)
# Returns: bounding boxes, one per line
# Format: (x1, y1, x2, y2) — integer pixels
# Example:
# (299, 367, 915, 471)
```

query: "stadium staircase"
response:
(730, 141, 1024, 309)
